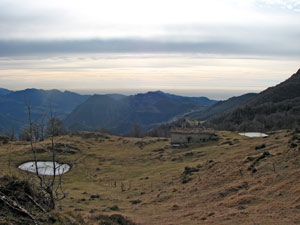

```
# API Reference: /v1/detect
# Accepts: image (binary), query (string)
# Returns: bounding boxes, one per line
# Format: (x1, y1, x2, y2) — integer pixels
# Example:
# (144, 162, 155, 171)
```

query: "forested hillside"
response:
(207, 69, 300, 131)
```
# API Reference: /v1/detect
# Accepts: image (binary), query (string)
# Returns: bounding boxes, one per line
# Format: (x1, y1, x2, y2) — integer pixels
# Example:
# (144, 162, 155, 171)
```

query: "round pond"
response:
(239, 132, 268, 137)
(18, 161, 70, 175)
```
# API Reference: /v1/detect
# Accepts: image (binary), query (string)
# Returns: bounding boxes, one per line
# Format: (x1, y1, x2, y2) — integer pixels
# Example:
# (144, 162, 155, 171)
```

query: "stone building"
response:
(170, 128, 217, 145)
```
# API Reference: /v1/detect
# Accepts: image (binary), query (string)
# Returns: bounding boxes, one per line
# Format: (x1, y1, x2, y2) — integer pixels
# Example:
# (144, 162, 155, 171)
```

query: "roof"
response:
(170, 128, 215, 134)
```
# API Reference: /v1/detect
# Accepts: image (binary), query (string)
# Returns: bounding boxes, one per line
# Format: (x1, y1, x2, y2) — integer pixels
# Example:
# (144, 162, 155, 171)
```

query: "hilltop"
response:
(207, 68, 300, 131)
(1, 129, 300, 224)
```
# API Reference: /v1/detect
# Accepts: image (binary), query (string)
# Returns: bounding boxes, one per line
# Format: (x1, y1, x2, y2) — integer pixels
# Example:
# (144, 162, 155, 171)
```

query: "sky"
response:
(0, 0, 300, 99)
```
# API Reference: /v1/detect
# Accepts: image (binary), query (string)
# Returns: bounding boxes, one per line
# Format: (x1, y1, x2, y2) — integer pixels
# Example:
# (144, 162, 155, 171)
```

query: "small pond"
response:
(18, 161, 70, 175)
(238, 132, 268, 138)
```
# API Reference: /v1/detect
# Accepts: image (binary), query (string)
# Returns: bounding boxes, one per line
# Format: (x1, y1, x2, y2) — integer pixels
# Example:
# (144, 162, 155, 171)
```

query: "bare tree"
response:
(4, 127, 15, 141)
(45, 117, 66, 137)
(95, 126, 112, 135)
(126, 124, 144, 138)
(25, 102, 66, 209)
(19, 121, 43, 141)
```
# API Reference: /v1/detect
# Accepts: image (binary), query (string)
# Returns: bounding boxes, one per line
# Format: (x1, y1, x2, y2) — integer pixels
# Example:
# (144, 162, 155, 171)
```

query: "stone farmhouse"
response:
(170, 128, 218, 145)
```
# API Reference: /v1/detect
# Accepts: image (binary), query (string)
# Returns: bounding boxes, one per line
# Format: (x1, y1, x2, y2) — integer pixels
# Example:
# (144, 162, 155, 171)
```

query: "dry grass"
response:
(1, 130, 300, 224)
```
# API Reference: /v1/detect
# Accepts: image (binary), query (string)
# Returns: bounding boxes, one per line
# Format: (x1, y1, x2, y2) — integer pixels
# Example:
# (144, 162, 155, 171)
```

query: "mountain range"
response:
(64, 91, 216, 134)
(0, 89, 217, 135)
(0, 89, 89, 134)
(2, 68, 300, 137)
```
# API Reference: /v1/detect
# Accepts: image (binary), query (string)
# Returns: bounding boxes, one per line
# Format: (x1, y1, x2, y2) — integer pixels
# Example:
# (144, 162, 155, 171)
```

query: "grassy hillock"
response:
(1, 130, 300, 224)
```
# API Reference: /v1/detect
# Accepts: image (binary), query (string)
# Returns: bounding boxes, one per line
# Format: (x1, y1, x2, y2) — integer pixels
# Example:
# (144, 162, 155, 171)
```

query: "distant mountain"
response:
(186, 93, 257, 121)
(0, 89, 90, 134)
(65, 91, 216, 134)
(106, 94, 127, 101)
(155, 91, 216, 106)
(0, 114, 21, 134)
(0, 88, 12, 96)
(207, 68, 300, 131)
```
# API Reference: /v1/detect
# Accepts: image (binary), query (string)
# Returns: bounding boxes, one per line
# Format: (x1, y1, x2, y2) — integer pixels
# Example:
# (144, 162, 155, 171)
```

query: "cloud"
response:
(258, 0, 300, 11)
(0, 34, 299, 58)
(0, 0, 299, 99)
(0, 0, 299, 40)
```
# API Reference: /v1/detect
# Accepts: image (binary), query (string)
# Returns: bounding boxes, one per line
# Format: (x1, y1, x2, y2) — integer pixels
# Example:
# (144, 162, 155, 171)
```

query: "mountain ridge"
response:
(65, 91, 217, 134)
(0, 88, 12, 96)
(0, 88, 90, 134)
(186, 93, 257, 121)
(207, 68, 300, 131)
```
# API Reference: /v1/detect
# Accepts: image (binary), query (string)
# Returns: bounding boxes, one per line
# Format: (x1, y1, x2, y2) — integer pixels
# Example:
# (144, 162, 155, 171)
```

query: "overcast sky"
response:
(0, 0, 300, 99)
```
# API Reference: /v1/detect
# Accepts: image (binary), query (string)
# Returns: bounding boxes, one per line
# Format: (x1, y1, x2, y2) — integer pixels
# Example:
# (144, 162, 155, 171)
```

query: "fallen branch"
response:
(0, 191, 38, 225)
(25, 192, 49, 214)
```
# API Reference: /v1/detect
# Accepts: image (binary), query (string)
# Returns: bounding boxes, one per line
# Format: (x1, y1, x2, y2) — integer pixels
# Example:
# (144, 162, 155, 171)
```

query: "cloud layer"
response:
(0, 0, 299, 99)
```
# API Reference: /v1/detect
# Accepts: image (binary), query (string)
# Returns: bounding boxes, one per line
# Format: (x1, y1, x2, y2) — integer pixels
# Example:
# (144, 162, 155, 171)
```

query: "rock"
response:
(181, 166, 200, 184)
(130, 199, 142, 204)
(255, 144, 266, 150)
(221, 141, 233, 145)
(290, 143, 298, 148)
(247, 152, 270, 173)
(90, 194, 100, 199)
(183, 166, 199, 175)
(184, 152, 194, 157)
(172, 205, 179, 210)
(109, 205, 119, 211)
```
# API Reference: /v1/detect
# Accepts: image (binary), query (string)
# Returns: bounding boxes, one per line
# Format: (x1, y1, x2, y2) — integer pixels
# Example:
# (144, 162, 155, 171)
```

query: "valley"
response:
(1, 129, 300, 224)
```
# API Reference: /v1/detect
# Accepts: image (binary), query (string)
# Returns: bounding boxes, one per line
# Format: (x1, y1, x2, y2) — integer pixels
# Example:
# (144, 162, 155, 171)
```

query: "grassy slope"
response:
(1, 130, 300, 224)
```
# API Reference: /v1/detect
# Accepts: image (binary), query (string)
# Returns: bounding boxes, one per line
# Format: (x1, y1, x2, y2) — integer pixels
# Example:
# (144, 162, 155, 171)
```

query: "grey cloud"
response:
(0, 38, 300, 58)
(0, 1, 66, 38)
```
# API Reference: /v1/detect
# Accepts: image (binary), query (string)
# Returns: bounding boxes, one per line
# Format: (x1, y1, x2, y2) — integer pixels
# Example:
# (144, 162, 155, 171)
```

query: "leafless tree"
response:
(25, 102, 66, 209)
(126, 124, 144, 138)
(45, 117, 66, 137)
(4, 127, 15, 141)
(95, 126, 112, 135)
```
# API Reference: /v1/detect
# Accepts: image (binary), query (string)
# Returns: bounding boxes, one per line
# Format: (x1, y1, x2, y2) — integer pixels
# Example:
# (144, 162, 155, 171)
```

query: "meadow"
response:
(1, 130, 300, 224)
